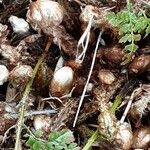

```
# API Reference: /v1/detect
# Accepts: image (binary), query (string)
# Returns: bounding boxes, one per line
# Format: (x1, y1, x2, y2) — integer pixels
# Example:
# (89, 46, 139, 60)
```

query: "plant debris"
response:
(0, 0, 149, 150)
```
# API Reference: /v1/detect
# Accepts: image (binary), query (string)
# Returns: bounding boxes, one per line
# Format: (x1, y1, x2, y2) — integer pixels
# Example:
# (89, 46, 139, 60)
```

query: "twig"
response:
(14, 39, 51, 150)
(42, 87, 75, 107)
(42, 96, 63, 104)
(120, 88, 138, 123)
(73, 31, 102, 127)
(9, 109, 57, 119)
(25, 109, 57, 116)
(60, 86, 75, 99)
(1, 125, 16, 145)
(14, 56, 44, 150)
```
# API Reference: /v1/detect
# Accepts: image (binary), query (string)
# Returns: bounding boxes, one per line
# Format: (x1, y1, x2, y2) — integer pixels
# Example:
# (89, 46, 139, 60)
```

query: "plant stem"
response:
(14, 39, 51, 150)
(14, 56, 44, 150)
(82, 130, 99, 150)
(109, 94, 122, 114)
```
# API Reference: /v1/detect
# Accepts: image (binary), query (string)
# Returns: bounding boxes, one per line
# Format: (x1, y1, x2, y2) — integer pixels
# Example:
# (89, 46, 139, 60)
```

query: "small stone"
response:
(0, 65, 9, 85)
(9, 15, 29, 34)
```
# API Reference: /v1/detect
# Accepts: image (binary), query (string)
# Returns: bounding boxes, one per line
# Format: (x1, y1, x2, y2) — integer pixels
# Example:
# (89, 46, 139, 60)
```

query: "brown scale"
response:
(128, 54, 150, 75)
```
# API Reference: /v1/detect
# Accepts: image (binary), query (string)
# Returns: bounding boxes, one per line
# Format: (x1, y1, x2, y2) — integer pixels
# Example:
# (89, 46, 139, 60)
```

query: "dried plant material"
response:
(133, 0, 150, 10)
(128, 54, 150, 74)
(114, 122, 133, 150)
(0, 44, 21, 64)
(132, 127, 150, 149)
(0, 0, 150, 149)
(98, 69, 116, 85)
(94, 78, 124, 140)
(94, 77, 124, 112)
(73, 77, 94, 96)
(78, 100, 99, 124)
(66, 59, 82, 71)
(80, 5, 108, 28)
(72, 77, 86, 96)
(0, 23, 8, 36)
(23, 34, 41, 44)
(52, 26, 77, 58)
(0, 1, 29, 24)
(27, 0, 64, 34)
(0, 65, 9, 85)
(9, 15, 29, 34)
(98, 110, 117, 139)
(80, 23, 96, 46)
(0, 40, 29, 67)
(103, 45, 126, 64)
(73, 32, 102, 127)
(34, 63, 53, 96)
(5, 83, 18, 103)
(79, 0, 102, 6)
(0, 23, 9, 42)
(77, 125, 92, 145)
(129, 84, 150, 126)
(76, 16, 93, 64)
(50, 66, 74, 97)
(0, 102, 16, 135)
(9, 65, 33, 87)
(49, 99, 78, 131)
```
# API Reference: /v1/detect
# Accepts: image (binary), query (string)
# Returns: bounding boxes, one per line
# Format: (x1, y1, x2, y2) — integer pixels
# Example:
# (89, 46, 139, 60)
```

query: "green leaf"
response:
(129, 12, 137, 24)
(133, 34, 141, 41)
(67, 143, 80, 150)
(145, 25, 150, 37)
(105, 1, 150, 59)
(119, 34, 132, 43)
(49, 130, 74, 144)
(26, 129, 80, 150)
(48, 130, 66, 141)
(106, 12, 116, 20)
(134, 17, 148, 33)
(107, 13, 119, 27)
(125, 43, 138, 52)
(34, 130, 43, 138)
(33, 141, 44, 150)
(106, 12, 118, 26)
(45, 142, 54, 150)
(119, 24, 131, 34)
(56, 130, 74, 144)
(117, 11, 130, 24)
(48, 130, 80, 150)
(26, 136, 36, 148)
